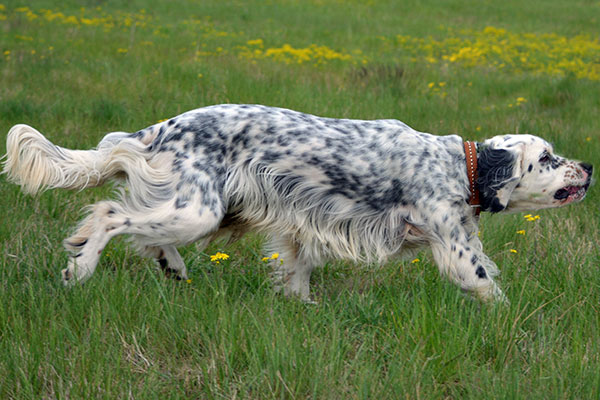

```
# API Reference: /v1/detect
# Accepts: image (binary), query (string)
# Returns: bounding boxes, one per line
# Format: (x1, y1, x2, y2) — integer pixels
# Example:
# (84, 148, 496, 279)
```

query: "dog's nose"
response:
(580, 162, 593, 176)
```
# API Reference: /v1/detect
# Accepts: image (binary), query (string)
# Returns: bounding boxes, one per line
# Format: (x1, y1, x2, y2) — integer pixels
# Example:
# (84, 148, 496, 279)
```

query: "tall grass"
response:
(1, 1, 599, 398)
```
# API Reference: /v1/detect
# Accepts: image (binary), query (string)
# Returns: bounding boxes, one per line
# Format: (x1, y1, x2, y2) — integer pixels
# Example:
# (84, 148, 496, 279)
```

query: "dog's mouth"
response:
(554, 182, 590, 204)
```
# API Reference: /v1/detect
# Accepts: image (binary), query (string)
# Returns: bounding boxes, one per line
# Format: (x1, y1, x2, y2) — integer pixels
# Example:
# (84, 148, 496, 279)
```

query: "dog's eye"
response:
(539, 153, 551, 163)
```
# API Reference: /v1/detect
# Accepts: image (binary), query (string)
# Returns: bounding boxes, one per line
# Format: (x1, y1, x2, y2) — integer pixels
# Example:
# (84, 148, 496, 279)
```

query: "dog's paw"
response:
(473, 283, 510, 305)
(61, 268, 75, 286)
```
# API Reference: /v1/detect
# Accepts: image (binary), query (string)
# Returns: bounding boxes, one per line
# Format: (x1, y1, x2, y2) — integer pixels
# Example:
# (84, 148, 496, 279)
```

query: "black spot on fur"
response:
(475, 266, 487, 279)
(175, 197, 188, 209)
(163, 131, 184, 144)
(261, 150, 282, 163)
(476, 147, 517, 213)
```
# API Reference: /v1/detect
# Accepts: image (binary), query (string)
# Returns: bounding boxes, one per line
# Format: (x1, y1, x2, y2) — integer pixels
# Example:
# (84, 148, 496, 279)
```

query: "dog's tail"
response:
(3, 124, 156, 194)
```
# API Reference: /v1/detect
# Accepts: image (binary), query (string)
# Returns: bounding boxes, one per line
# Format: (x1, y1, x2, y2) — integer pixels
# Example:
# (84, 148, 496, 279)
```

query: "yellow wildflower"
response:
(247, 39, 264, 47)
(516, 230, 526, 235)
(510, 249, 518, 254)
(262, 253, 280, 262)
(397, 26, 600, 81)
(210, 252, 229, 262)
(524, 214, 541, 222)
(63, 15, 78, 25)
(411, 258, 420, 264)
(186, 279, 192, 284)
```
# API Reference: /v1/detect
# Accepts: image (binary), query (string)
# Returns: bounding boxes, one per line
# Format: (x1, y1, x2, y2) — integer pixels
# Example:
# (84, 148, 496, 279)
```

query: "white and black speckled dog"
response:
(3, 104, 593, 303)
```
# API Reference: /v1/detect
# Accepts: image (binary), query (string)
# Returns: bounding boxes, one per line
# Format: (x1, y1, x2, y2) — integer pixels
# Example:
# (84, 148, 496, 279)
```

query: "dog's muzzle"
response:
(554, 162, 593, 203)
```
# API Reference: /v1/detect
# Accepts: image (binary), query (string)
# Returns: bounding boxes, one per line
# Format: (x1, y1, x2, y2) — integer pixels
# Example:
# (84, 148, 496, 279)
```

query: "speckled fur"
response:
(3, 104, 592, 303)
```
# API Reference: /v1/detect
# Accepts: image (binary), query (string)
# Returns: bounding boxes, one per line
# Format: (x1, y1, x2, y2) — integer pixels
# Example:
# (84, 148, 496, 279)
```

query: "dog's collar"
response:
(464, 141, 481, 215)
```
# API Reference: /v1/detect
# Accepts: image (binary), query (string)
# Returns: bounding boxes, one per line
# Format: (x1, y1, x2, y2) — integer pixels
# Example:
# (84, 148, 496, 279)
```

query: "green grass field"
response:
(1, 1, 600, 398)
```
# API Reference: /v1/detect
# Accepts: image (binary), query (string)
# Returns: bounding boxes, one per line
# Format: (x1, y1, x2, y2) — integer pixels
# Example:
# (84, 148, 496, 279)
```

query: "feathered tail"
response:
(2, 124, 161, 195)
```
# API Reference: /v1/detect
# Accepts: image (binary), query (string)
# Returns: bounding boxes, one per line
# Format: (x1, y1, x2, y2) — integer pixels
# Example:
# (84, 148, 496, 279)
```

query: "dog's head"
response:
(476, 134, 592, 213)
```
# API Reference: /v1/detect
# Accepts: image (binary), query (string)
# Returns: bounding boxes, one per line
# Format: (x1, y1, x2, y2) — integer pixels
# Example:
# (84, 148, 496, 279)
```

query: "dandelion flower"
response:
(525, 214, 541, 222)
(247, 39, 264, 47)
(411, 258, 420, 264)
(210, 252, 229, 262)
(516, 230, 526, 235)
(510, 249, 518, 254)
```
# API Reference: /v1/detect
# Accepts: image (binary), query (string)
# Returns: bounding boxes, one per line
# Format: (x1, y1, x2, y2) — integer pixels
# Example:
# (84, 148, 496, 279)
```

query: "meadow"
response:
(1, 0, 599, 398)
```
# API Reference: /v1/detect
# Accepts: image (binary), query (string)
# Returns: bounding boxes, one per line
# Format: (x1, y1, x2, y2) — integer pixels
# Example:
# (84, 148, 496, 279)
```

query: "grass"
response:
(1, 0, 599, 398)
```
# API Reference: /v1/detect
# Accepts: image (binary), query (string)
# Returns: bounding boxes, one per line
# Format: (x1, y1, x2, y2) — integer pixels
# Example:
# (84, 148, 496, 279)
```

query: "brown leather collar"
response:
(464, 141, 481, 215)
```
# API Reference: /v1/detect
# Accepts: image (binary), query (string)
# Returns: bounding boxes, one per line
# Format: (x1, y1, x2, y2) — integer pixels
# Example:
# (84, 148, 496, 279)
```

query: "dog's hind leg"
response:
(137, 244, 188, 280)
(62, 198, 223, 285)
(62, 201, 130, 284)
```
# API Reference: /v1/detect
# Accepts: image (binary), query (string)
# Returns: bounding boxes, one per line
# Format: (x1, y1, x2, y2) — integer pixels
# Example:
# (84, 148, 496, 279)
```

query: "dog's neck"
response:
(464, 141, 481, 215)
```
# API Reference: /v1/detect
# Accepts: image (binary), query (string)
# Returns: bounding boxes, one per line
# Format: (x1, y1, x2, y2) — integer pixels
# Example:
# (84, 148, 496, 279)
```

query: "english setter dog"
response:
(3, 104, 593, 303)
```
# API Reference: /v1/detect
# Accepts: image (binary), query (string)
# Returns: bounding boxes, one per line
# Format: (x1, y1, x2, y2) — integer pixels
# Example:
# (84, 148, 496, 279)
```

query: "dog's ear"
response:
(476, 144, 523, 213)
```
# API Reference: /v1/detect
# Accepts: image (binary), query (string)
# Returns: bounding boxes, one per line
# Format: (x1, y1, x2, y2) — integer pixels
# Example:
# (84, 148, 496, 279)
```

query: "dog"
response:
(3, 104, 593, 303)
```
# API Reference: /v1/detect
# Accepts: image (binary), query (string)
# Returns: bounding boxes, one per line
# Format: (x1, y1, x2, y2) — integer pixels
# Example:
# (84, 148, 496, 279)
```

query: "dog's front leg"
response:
(429, 228, 508, 304)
